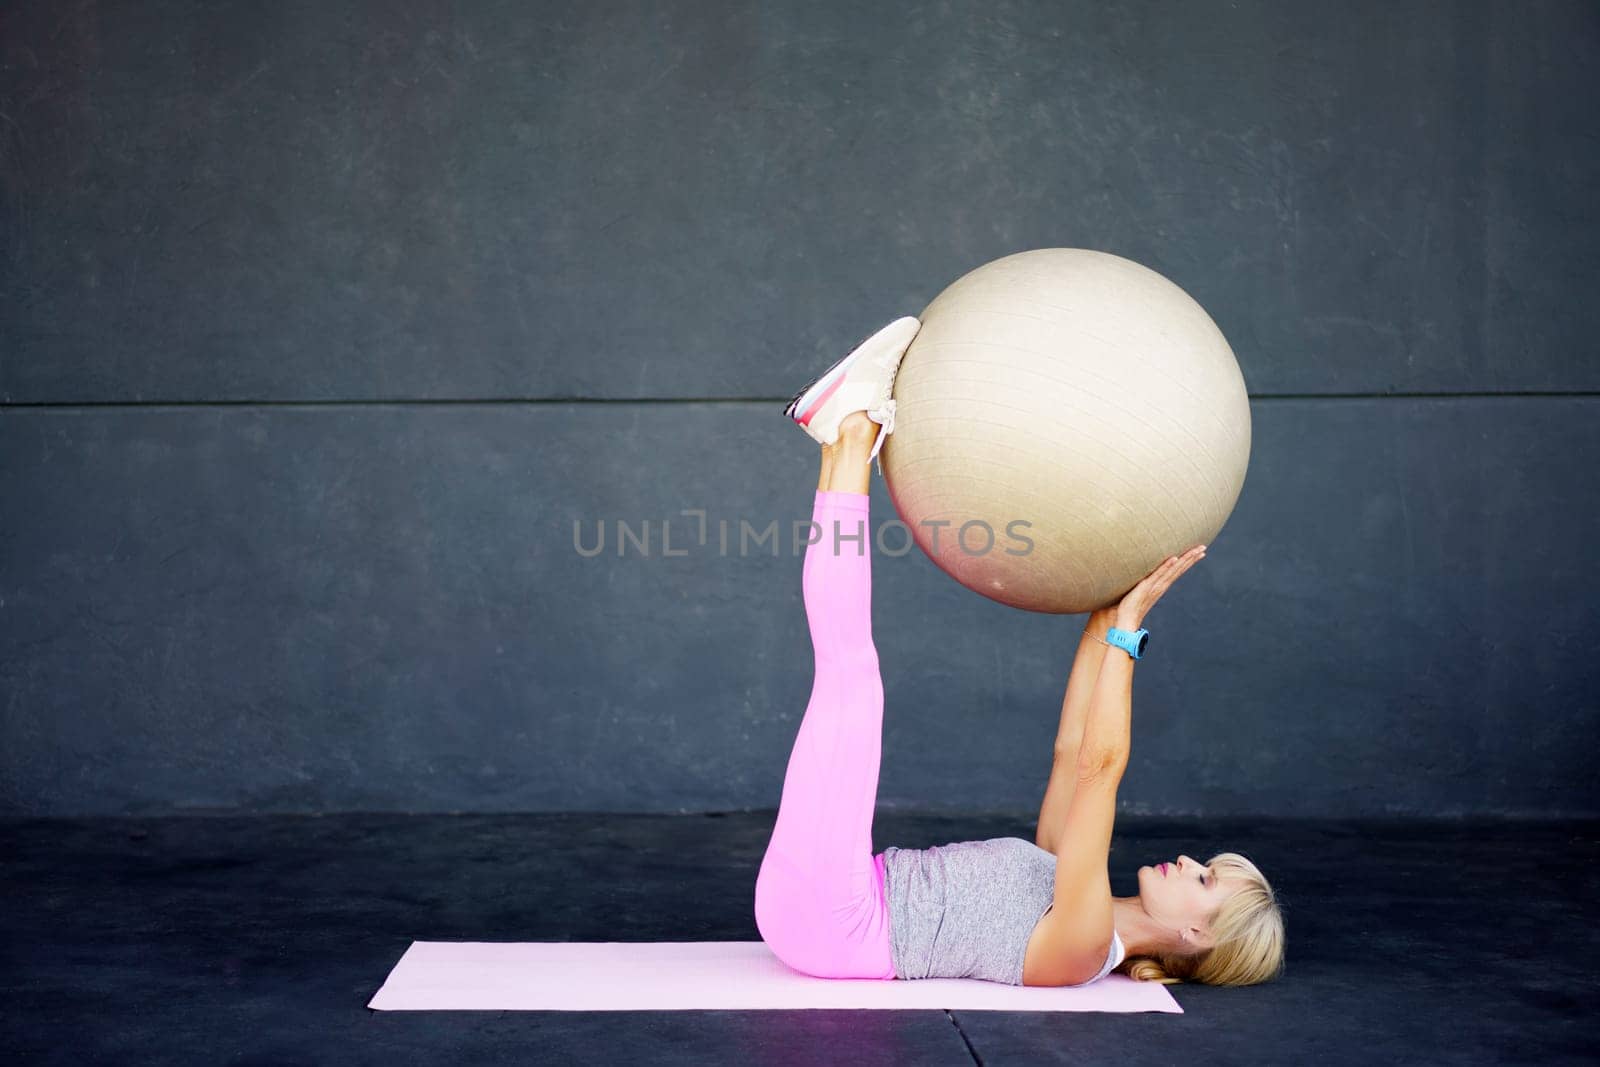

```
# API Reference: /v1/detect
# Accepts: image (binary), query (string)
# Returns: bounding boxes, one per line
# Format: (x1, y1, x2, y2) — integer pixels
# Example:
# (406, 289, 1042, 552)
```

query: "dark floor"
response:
(3, 812, 1598, 1066)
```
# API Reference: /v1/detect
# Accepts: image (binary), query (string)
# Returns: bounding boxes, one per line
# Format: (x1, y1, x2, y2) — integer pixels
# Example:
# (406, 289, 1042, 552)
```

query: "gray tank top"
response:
(880, 836, 1126, 986)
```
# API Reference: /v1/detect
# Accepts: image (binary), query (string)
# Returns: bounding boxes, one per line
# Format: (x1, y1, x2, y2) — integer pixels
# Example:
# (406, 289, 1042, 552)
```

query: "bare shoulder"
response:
(1026, 759, 1122, 986)
(1023, 888, 1115, 987)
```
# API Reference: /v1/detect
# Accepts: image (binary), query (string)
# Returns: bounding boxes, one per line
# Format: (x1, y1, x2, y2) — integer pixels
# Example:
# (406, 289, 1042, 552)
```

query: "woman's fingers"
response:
(1144, 547, 1202, 589)
(1127, 545, 1207, 613)
(1160, 554, 1204, 594)
(1147, 554, 1183, 584)
(1156, 548, 1205, 588)
(1165, 546, 1205, 577)
(1120, 547, 1203, 614)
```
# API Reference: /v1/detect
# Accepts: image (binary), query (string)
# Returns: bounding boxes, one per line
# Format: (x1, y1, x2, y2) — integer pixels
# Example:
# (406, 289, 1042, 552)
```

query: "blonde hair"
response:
(1120, 851, 1285, 987)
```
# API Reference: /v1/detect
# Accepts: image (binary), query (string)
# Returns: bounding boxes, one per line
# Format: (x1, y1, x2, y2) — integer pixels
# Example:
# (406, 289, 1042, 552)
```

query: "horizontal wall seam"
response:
(2, 391, 1599, 410)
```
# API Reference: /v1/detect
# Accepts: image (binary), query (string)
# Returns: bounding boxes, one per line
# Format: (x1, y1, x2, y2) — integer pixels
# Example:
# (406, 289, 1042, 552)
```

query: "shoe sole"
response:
(781, 329, 875, 424)
(783, 317, 919, 427)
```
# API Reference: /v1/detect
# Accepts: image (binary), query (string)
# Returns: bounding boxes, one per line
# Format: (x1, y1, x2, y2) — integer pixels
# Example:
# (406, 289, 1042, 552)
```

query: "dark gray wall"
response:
(2, 1, 1596, 817)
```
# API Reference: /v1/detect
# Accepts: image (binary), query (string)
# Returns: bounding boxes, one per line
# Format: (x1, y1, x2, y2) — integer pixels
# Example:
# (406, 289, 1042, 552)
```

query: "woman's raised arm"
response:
(1031, 545, 1209, 984)
(1035, 605, 1118, 854)
(1077, 545, 1208, 766)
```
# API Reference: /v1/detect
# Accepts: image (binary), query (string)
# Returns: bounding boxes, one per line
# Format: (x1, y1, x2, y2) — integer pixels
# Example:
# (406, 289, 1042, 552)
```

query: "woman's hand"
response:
(1115, 545, 1207, 630)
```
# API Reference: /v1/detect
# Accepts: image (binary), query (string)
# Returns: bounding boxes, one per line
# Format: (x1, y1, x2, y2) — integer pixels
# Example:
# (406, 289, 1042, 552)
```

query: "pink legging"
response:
(753, 489, 897, 981)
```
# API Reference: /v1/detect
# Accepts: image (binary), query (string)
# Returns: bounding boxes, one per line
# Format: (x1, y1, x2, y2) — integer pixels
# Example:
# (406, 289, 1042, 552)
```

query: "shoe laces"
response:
(868, 399, 895, 472)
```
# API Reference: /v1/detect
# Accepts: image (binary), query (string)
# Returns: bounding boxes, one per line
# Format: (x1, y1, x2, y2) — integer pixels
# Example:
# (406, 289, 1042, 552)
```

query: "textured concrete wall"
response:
(2, 0, 1596, 816)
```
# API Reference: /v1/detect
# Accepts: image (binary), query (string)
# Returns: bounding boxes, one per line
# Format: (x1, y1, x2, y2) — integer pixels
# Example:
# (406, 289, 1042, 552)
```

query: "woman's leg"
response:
(754, 414, 895, 980)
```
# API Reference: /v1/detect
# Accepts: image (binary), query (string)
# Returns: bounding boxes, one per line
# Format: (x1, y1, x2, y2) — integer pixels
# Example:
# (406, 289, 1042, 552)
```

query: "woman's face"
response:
(1137, 854, 1236, 949)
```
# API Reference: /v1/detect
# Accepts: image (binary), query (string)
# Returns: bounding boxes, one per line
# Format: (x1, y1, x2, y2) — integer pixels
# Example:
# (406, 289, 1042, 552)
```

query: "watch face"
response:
(1135, 633, 1148, 654)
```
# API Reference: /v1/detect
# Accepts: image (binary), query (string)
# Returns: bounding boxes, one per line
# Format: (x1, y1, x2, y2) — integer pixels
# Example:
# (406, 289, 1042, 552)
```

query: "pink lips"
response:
(1159, 863, 1169, 876)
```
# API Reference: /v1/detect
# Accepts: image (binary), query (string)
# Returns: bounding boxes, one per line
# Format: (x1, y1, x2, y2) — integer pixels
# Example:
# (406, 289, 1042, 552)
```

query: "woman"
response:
(754, 317, 1285, 988)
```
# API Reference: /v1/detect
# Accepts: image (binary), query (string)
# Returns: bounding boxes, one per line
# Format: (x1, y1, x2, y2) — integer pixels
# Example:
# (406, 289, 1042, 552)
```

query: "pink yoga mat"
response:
(368, 941, 1183, 1013)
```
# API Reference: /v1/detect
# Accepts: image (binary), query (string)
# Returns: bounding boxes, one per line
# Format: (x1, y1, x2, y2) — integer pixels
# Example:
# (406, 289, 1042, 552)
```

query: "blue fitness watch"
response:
(1104, 626, 1150, 660)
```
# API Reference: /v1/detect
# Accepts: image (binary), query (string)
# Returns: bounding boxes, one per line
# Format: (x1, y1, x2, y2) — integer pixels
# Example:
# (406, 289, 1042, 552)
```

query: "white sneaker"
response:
(783, 316, 920, 463)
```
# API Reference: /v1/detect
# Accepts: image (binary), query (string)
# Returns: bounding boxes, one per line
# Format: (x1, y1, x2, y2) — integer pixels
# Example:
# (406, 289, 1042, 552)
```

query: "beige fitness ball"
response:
(880, 248, 1252, 614)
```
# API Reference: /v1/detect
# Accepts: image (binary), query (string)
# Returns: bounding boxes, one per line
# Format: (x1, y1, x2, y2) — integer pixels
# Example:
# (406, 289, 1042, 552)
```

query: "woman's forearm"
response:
(1076, 613, 1139, 773)
(1038, 607, 1121, 851)
(1052, 607, 1118, 756)
(1072, 545, 1203, 774)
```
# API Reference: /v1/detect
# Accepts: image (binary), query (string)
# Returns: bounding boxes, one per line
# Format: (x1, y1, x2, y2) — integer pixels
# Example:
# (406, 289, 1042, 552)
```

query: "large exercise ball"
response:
(880, 248, 1251, 614)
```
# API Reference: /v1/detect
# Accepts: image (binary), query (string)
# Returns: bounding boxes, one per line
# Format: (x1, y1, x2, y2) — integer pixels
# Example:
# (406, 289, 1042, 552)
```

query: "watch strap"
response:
(1100, 626, 1150, 659)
